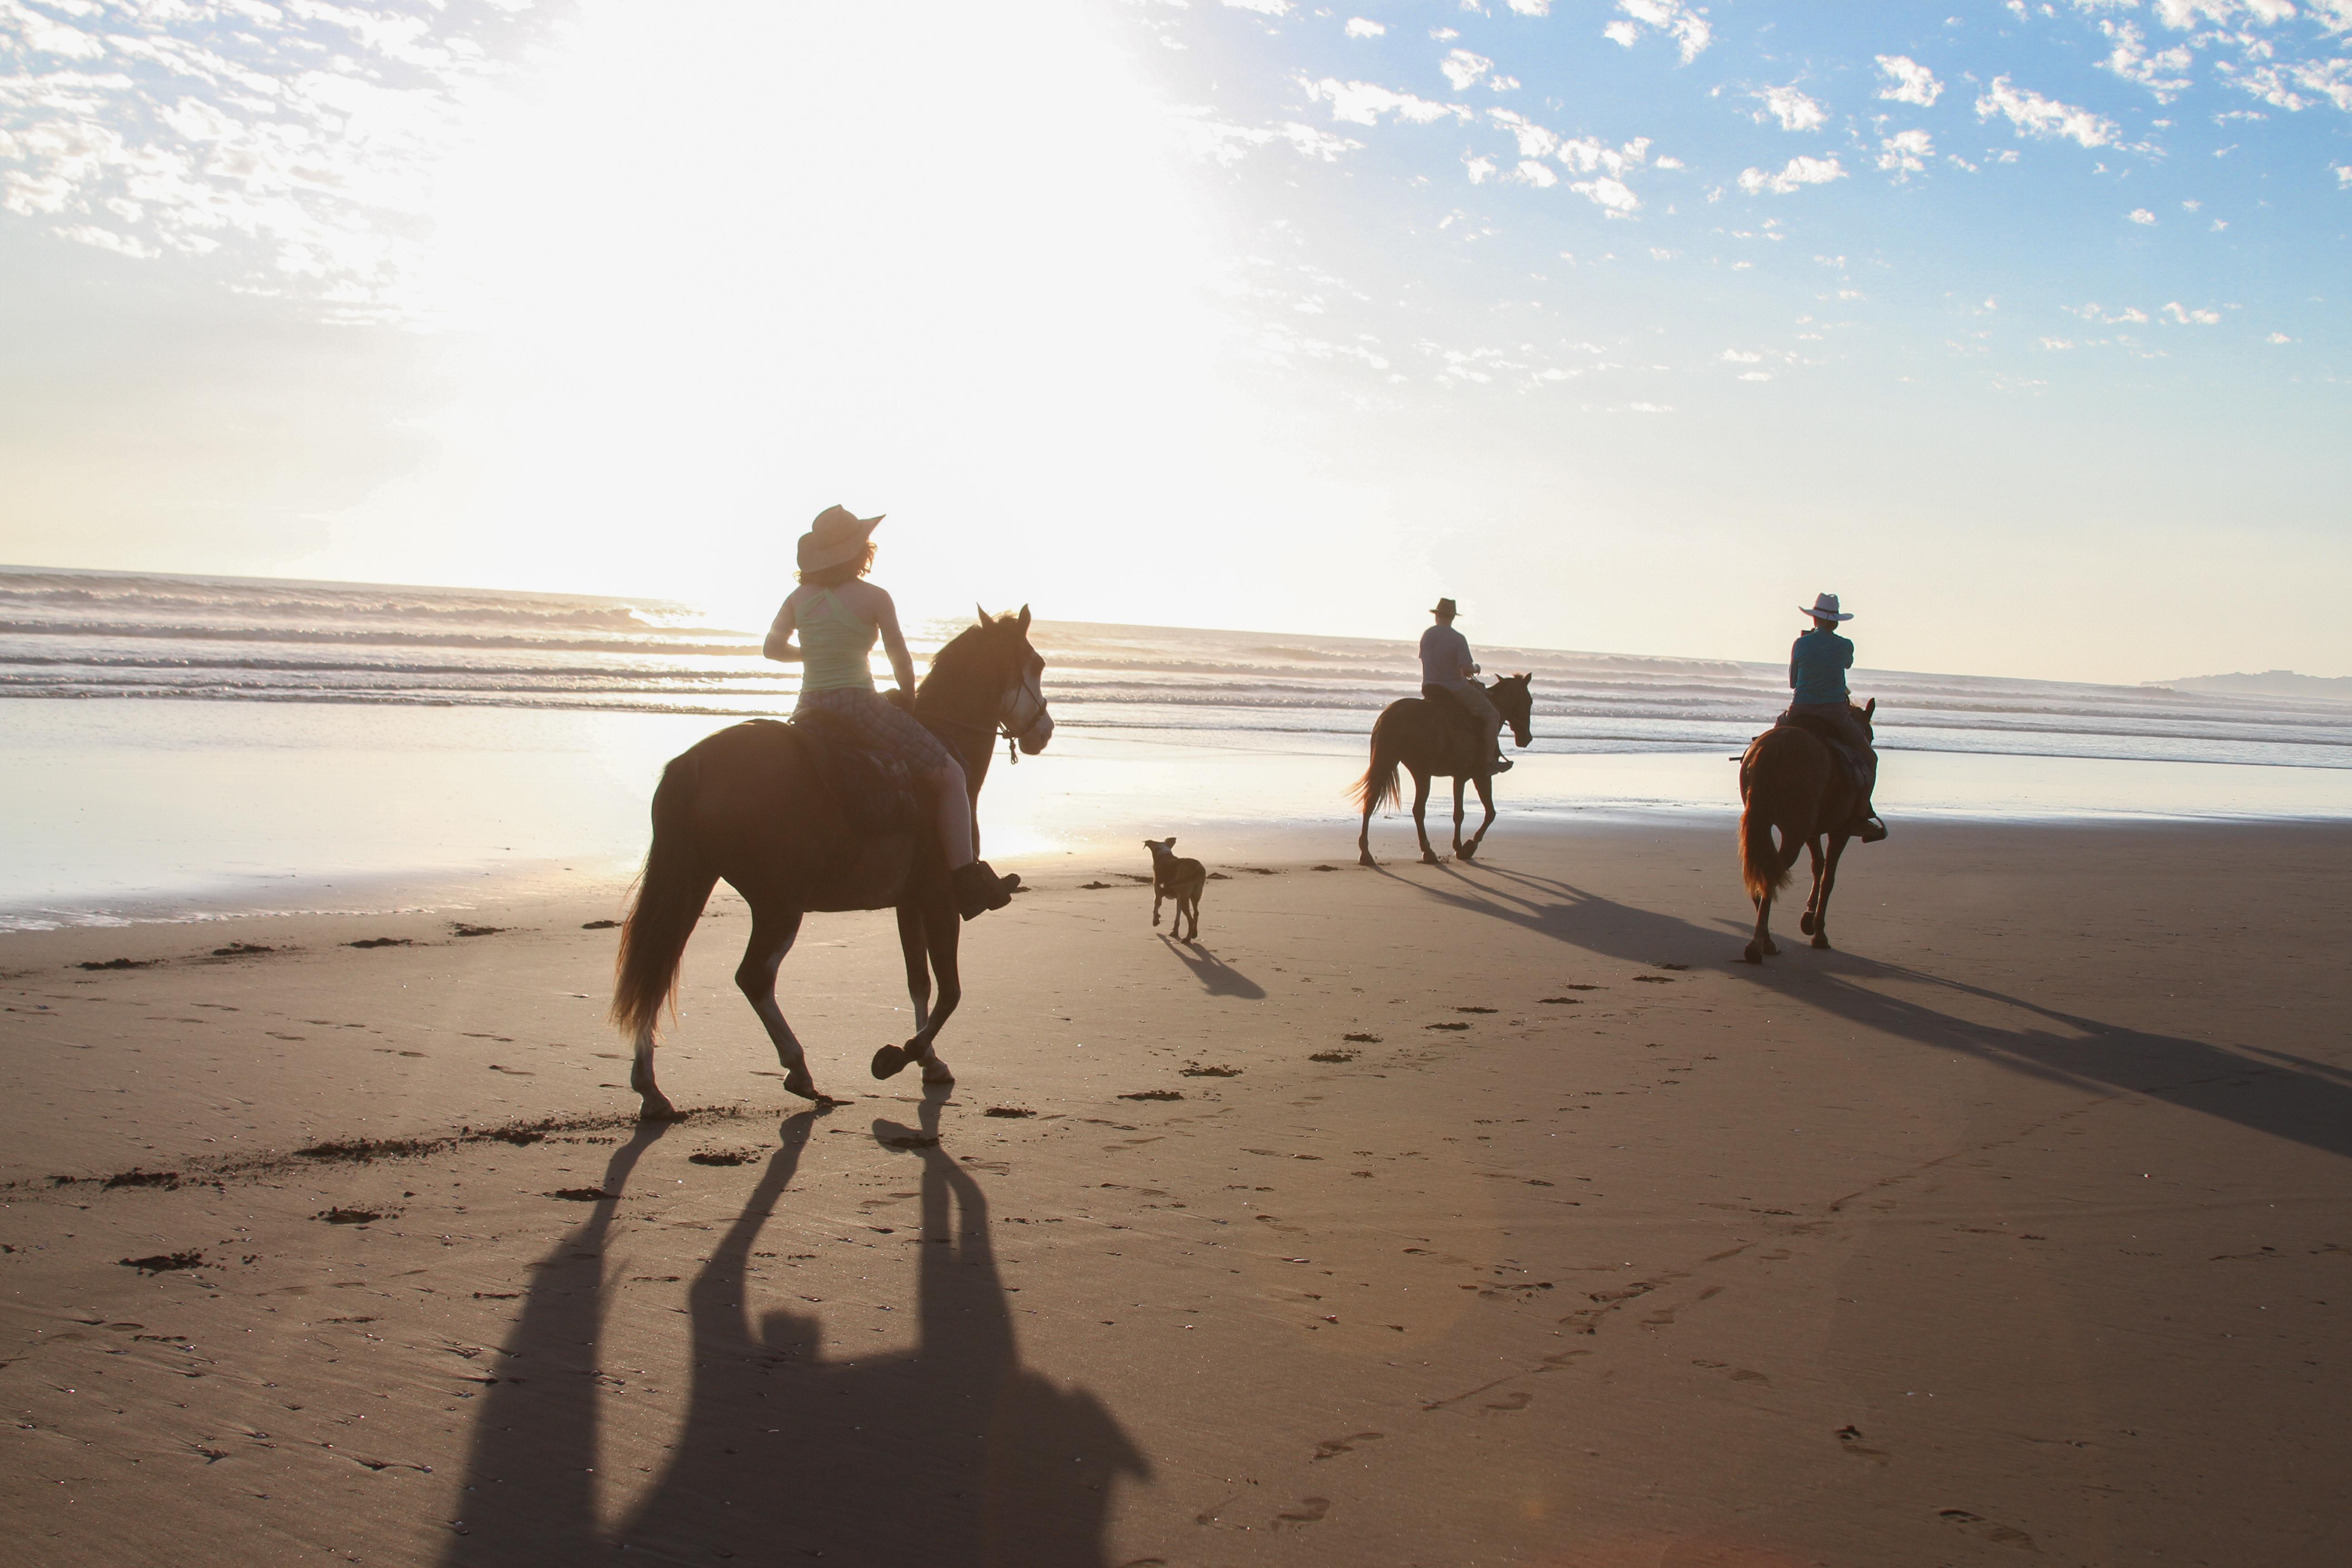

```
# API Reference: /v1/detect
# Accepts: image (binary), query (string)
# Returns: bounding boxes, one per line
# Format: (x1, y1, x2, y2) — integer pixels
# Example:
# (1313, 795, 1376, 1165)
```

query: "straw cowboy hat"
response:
(1430, 597, 1460, 618)
(798, 505, 884, 572)
(1802, 592, 1854, 622)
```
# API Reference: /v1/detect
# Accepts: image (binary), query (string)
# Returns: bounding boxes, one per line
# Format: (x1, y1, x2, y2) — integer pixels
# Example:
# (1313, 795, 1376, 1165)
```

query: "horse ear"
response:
(1865, 697, 1877, 716)
(1016, 604, 1032, 632)
(975, 603, 993, 628)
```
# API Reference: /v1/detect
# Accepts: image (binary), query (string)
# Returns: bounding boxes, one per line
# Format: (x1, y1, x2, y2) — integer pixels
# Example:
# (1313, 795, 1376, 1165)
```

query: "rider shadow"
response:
(1157, 934, 1267, 1000)
(1376, 862, 2352, 1167)
(443, 1094, 1147, 1568)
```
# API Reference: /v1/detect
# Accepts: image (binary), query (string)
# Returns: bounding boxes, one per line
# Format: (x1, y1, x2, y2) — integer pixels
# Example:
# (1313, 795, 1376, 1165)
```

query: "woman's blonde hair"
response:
(797, 542, 877, 589)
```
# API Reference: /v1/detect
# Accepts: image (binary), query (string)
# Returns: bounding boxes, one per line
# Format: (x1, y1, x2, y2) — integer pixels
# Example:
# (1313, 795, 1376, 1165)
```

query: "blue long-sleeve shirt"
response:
(1789, 627, 1854, 706)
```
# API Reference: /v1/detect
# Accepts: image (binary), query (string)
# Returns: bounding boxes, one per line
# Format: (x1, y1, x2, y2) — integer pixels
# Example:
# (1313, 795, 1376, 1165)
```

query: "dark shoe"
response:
(953, 860, 1019, 920)
(1489, 755, 1514, 774)
(1857, 815, 1888, 843)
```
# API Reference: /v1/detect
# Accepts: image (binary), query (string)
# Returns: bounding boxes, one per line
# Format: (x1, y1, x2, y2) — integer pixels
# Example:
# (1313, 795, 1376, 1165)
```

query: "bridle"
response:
(920, 658, 1052, 766)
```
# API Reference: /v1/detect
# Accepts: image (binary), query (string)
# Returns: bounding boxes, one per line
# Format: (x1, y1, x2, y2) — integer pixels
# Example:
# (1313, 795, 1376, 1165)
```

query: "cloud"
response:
(2339, 164, 2352, 185)
(1737, 155, 1846, 195)
(2070, 301, 2151, 323)
(1220, 0, 1292, 14)
(2098, 20, 2194, 100)
(2162, 300, 2220, 323)
(1756, 84, 1828, 131)
(1441, 49, 1496, 91)
(1720, 348, 1762, 362)
(1608, 0, 1712, 63)
(1878, 127, 1934, 176)
(2039, 337, 2075, 349)
(2225, 57, 2352, 113)
(1505, 0, 1554, 13)
(1875, 54, 1943, 107)
(1299, 77, 1473, 125)
(1176, 111, 1364, 165)
(1975, 77, 2122, 148)
(1572, 176, 1640, 210)
(1344, 17, 1386, 37)
(2266, 331, 2294, 343)
(2128, 206, 2157, 223)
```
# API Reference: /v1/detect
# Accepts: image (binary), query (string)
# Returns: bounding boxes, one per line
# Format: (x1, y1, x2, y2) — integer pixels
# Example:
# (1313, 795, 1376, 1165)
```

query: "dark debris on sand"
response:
(1119, 1090, 1184, 1102)
(75, 958, 153, 971)
(347, 938, 413, 950)
(211, 942, 275, 957)
(1309, 1051, 1357, 1064)
(1343, 1032, 1382, 1043)
(102, 1169, 181, 1191)
(984, 1106, 1037, 1118)
(451, 922, 507, 937)
(1180, 1063, 1242, 1078)
(314, 1207, 389, 1225)
(119, 1250, 208, 1273)
(549, 1187, 619, 1202)
(581, 919, 620, 930)
(688, 1149, 759, 1166)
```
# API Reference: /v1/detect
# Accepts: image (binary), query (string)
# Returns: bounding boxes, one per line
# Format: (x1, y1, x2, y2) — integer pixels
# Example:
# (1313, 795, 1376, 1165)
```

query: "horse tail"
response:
(1351, 712, 1402, 815)
(610, 753, 718, 1048)
(1739, 797, 1791, 905)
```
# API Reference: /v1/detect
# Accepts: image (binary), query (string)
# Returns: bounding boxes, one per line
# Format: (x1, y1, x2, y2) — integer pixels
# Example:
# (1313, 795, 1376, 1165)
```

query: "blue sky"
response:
(1, 0, 2347, 682)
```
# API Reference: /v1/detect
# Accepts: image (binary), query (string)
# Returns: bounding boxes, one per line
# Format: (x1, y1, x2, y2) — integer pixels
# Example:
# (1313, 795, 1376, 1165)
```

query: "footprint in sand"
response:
(1483, 1391, 1531, 1412)
(1312, 1431, 1386, 1460)
(1274, 1497, 1331, 1526)
(1939, 1510, 2036, 1550)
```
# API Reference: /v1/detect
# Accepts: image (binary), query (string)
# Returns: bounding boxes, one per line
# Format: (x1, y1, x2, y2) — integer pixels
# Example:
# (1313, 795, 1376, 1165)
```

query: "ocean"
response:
(5, 564, 2350, 927)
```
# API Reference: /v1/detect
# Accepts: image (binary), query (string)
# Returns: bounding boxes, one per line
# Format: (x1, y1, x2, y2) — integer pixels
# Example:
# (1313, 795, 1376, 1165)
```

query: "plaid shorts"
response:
(794, 686, 955, 772)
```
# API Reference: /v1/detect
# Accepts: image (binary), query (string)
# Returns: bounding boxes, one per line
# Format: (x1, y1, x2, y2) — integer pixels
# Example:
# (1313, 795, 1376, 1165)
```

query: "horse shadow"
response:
(1380, 859, 2352, 1166)
(1157, 934, 1267, 999)
(441, 1093, 1147, 1567)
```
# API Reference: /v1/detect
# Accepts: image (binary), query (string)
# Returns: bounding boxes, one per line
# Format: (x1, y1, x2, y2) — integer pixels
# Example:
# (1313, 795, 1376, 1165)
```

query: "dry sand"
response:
(3, 818, 2347, 1567)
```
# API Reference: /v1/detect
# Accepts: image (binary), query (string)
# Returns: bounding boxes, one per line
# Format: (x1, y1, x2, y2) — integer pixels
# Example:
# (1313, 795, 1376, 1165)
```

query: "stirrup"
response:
(953, 860, 1018, 920)
(1857, 815, 1888, 843)
(1488, 755, 1513, 774)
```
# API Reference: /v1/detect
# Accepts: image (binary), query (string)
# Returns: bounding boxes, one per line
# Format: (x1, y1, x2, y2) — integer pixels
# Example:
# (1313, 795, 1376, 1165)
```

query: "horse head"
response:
(947, 604, 1054, 756)
(1492, 672, 1535, 750)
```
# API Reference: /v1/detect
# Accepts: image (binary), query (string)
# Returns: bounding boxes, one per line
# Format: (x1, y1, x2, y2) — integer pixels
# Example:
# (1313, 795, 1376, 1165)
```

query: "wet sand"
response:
(3, 818, 2347, 1566)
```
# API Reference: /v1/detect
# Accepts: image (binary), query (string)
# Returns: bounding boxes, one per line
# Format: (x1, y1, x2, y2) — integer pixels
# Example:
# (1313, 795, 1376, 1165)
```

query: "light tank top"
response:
(796, 587, 877, 693)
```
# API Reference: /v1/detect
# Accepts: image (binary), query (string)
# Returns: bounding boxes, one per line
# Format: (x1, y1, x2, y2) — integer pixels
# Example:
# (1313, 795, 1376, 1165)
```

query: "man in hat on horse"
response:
(1788, 592, 1886, 843)
(1420, 597, 1510, 775)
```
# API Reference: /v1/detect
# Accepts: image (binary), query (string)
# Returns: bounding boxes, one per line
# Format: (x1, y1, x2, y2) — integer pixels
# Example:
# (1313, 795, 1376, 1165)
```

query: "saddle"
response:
(1774, 708, 1873, 795)
(1421, 684, 1486, 763)
(784, 710, 923, 835)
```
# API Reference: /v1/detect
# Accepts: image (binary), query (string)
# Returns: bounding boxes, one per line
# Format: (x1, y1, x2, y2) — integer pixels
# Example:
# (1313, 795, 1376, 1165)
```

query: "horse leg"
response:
(1450, 776, 1468, 859)
(1461, 774, 1497, 861)
(1799, 838, 1827, 935)
(1810, 833, 1849, 950)
(1358, 799, 1377, 867)
(1742, 828, 1784, 964)
(875, 890, 959, 1083)
(1412, 771, 1440, 864)
(735, 905, 821, 1102)
(897, 904, 931, 1032)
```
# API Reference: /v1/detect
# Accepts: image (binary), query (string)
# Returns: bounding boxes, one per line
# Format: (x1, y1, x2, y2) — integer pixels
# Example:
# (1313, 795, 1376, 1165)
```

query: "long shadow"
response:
(1375, 858, 2352, 1166)
(443, 1094, 1145, 1568)
(1157, 934, 1266, 999)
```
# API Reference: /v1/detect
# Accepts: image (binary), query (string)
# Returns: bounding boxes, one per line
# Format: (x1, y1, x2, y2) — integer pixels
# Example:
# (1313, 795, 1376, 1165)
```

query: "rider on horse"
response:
(1420, 598, 1511, 775)
(764, 505, 1021, 919)
(1787, 592, 1886, 843)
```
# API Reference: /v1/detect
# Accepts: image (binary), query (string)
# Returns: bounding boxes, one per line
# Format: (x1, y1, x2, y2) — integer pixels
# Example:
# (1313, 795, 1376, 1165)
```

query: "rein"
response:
(921, 707, 1024, 766)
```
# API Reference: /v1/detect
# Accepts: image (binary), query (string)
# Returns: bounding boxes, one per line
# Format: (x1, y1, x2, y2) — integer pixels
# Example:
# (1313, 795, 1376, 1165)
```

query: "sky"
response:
(1, 0, 2347, 684)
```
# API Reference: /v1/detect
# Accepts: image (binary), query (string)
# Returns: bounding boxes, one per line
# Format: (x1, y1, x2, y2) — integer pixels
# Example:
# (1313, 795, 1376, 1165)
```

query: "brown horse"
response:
(1737, 699, 1874, 964)
(1353, 674, 1534, 866)
(610, 607, 1053, 1119)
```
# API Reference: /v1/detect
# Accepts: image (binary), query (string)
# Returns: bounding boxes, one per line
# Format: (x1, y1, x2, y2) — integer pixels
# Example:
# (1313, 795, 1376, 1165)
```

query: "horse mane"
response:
(914, 616, 1016, 711)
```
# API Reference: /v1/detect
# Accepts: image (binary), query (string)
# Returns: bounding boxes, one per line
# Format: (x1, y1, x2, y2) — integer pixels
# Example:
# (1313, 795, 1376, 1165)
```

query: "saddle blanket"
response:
(784, 710, 922, 835)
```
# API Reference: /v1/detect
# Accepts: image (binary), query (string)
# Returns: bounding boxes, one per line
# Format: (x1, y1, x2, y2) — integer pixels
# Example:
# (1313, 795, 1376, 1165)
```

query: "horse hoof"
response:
(1798, 911, 1816, 935)
(1740, 945, 1764, 965)
(870, 1045, 910, 1080)
(1763, 940, 1779, 956)
(921, 1057, 956, 1086)
(782, 1065, 822, 1101)
(636, 1092, 679, 1122)
(1358, 853, 1376, 868)
(1421, 853, 1442, 865)
(1811, 934, 1832, 950)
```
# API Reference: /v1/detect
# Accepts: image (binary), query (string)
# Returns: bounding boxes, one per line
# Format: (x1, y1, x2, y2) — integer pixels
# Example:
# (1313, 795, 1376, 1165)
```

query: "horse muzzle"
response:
(1015, 710, 1054, 755)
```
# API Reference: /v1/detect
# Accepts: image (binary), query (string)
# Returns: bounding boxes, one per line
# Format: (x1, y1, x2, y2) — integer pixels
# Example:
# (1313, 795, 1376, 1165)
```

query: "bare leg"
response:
(735, 906, 820, 1101)
(1411, 770, 1440, 864)
(932, 757, 975, 869)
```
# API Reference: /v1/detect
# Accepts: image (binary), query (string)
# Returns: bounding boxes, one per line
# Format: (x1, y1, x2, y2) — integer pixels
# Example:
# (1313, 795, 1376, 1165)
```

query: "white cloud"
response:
(2099, 20, 2194, 100)
(2227, 58, 2352, 113)
(1738, 371, 1773, 381)
(2070, 301, 2151, 323)
(2039, 337, 2075, 349)
(1505, 0, 1554, 13)
(1878, 127, 1934, 176)
(1344, 17, 1386, 37)
(1875, 54, 1943, 107)
(1975, 77, 2121, 147)
(1465, 155, 1497, 183)
(1220, 0, 1292, 14)
(1175, 111, 1364, 165)
(1571, 176, 1640, 211)
(2266, 331, 2294, 343)
(2211, 217, 2228, 229)
(2128, 206, 2157, 223)
(1737, 155, 1846, 195)
(1720, 348, 1763, 362)
(1441, 49, 1493, 90)
(1299, 77, 1473, 125)
(1625, 401, 1674, 412)
(1654, 153, 1683, 168)
(2338, 164, 2352, 186)
(2163, 300, 2220, 323)
(1608, 0, 1712, 63)
(1757, 84, 1828, 132)
(1514, 159, 1558, 186)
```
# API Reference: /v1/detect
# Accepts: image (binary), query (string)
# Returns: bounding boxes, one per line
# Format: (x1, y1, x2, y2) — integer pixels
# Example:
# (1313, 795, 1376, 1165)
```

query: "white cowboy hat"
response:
(1801, 592, 1854, 622)
(798, 505, 884, 571)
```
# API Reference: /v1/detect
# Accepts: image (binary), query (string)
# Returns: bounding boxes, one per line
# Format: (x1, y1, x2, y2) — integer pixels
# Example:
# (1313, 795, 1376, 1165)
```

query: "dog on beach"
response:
(1143, 837, 1206, 943)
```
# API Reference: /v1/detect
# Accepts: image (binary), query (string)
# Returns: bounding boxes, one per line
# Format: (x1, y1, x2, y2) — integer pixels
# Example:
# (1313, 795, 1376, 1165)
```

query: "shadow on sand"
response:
(1156, 933, 1267, 999)
(442, 1092, 1146, 1567)
(1374, 858, 2352, 1166)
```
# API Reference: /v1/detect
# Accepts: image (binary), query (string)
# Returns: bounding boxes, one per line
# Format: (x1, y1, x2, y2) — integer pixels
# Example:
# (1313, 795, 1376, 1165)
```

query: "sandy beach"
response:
(4, 818, 2347, 1566)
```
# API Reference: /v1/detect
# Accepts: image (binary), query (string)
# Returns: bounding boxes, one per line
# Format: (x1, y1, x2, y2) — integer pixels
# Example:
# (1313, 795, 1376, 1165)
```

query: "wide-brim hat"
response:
(1802, 592, 1854, 622)
(1431, 597, 1459, 617)
(799, 505, 884, 572)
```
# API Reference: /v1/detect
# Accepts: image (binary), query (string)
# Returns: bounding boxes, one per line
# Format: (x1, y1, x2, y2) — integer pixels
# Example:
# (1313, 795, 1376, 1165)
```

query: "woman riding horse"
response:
(765, 505, 1020, 919)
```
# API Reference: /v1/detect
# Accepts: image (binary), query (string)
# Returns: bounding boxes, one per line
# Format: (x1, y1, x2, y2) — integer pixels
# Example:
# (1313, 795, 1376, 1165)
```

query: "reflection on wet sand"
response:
(444, 1095, 1144, 1568)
